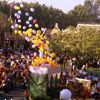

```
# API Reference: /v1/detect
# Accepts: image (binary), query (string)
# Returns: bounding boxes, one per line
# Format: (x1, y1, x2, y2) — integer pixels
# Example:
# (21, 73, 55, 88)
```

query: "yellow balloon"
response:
(34, 40, 38, 44)
(47, 58, 51, 63)
(46, 41, 49, 44)
(32, 62, 35, 66)
(35, 24, 39, 28)
(14, 30, 17, 34)
(18, 30, 22, 35)
(44, 45, 49, 49)
(79, 80, 83, 83)
(50, 53, 56, 58)
(24, 32, 28, 36)
(18, 25, 22, 29)
(43, 55, 47, 59)
(30, 38, 33, 42)
(42, 59, 45, 63)
(45, 51, 49, 55)
(17, 6, 20, 10)
(40, 48, 44, 52)
(39, 35, 43, 39)
(43, 36, 47, 40)
(41, 41, 44, 46)
(28, 28, 33, 33)
(38, 39, 41, 42)
(28, 32, 32, 37)
(37, 30, 41, 35)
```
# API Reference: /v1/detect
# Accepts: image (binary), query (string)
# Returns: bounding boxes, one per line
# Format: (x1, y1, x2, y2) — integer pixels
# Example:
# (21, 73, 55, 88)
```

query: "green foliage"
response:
(88, 68, 100, 72)
(51, 26, 100, 61)
(68, 0, 100, 23)
(0, 1, 77, 31)
(27, 72, 48, 99)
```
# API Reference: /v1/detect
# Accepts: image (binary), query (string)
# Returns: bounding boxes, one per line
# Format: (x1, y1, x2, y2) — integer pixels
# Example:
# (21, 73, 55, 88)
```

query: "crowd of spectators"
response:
(0, 47, 34, 92)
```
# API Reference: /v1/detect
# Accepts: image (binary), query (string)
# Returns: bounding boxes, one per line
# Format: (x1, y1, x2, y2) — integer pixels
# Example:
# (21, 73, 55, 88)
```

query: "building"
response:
(45, 23, 60, 42)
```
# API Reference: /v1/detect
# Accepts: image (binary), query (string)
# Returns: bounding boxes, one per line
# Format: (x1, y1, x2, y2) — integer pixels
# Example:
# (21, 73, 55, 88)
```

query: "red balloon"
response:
(33, 19, 37, 24)
(10, 3, 14, 8)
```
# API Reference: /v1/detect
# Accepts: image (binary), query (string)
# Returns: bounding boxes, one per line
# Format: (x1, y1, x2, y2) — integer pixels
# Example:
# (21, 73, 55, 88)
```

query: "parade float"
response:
(10, 3, 61, 100)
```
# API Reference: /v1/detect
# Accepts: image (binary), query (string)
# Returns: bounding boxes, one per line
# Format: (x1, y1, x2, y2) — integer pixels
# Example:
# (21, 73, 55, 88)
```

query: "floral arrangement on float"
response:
(10, 3, 61, 100)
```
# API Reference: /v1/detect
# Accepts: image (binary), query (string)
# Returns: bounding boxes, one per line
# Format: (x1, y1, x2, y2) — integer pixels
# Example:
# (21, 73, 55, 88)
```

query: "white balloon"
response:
(32, 44, 36, 48)
(41, 27, 45, 31)
(25, 37, 30, 42)
(60, 89, 72, 100)
(28, 16, 33, 21)
(20, 4, 23, 8)
(30, 8, 34, 12)
(11, 25, 15, 29)
(32, 30, 36, 34)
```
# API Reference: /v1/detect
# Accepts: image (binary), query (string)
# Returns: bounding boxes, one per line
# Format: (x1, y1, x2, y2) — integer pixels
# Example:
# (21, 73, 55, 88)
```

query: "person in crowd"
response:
(88, 73, 93, 81)
(93, 75, 98, 84)
(97, 81, 100, 88)
(82, 69, 87, 78)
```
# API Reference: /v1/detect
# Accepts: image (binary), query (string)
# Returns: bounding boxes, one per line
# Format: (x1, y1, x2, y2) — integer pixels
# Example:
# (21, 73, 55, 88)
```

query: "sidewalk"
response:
(0, 89, 25, 100)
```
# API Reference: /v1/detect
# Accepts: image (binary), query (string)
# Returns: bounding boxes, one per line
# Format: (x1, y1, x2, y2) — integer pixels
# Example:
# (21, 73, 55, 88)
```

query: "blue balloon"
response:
(28, 16, 33, 21)
(25, 12, 29, 16)
(11, 25, 15, 29)
(26, 21, 30, 24)
(14, 6, 17, 10)
(17, 15, 20, 19)
(30, 8, 34, 12)
(18, 10, 22, 15)
(15, 24, 19, 28)
(23, 26, 26, 30)
(18, 19, 21, 23)
(14, 13, 18, 17)
(29, 24, 32, 27)
(25, 37, 30, 42)
(32, 30, 36, 34)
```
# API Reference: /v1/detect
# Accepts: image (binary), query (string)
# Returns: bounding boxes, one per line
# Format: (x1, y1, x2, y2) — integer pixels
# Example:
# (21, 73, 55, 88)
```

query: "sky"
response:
(8, 0, 85, 13)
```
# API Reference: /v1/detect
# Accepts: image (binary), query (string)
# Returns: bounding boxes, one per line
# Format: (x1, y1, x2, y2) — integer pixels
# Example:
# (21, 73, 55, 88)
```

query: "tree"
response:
(68, 0, 100, 23)
(51, 26, 100, 65)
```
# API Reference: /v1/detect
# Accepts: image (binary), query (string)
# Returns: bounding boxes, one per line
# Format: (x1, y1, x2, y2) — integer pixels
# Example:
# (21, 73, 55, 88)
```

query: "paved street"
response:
(0, 89, 25, 100)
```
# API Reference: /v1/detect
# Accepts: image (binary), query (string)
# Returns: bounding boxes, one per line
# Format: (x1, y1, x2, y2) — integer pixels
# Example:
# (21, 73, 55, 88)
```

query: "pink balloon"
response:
(10, 4, 14, 8)
(33, 19, 37, 24)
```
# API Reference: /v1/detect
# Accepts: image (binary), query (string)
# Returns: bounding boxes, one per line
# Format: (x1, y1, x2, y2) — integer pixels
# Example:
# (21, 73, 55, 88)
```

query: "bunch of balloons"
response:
(10, 3, 58, 68)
